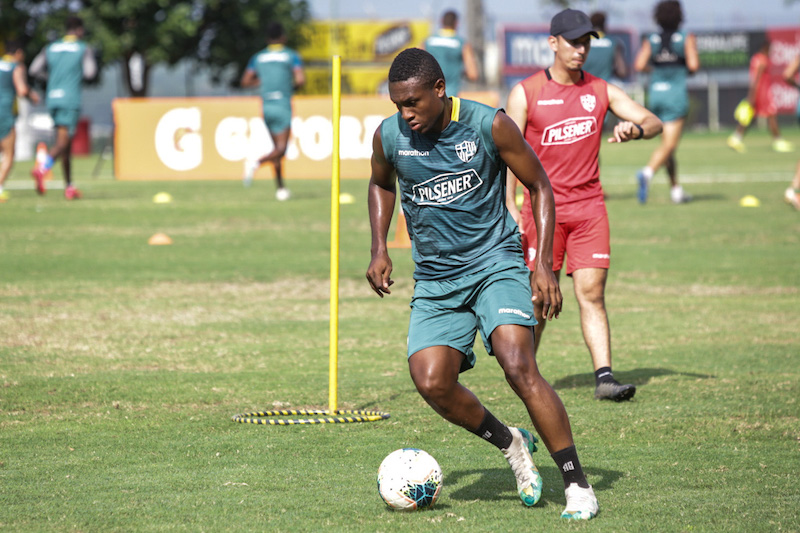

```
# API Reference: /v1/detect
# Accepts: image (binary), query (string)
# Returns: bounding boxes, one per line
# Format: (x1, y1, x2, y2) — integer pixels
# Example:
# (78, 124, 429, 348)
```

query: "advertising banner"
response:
(299, 20, 430, 63)
(112, 92, 499, 181)
(765, 27, 800, 114)
(501, 25, 635, 88)
(695, 30, 765, 69)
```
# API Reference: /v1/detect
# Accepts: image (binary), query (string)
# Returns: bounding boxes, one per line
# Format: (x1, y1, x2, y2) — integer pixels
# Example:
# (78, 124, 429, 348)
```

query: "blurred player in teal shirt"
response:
(241, 22, 305, 201)
(424, 10, 478, 96)
(0, 40, 40, 201)
(582, 12, 627, 82)
(30, 16, 97, 199)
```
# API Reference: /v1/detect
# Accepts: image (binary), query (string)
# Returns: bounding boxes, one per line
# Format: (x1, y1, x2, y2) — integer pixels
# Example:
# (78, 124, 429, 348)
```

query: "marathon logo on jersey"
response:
(455, 140, 476, 163)
(412, 169, 483, 206)
(580, 94, 596, 113)
(541, 116, 597, 146)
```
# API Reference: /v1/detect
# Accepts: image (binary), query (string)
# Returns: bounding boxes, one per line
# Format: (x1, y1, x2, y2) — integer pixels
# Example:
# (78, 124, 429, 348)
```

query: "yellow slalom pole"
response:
(329, 55, 341, 414)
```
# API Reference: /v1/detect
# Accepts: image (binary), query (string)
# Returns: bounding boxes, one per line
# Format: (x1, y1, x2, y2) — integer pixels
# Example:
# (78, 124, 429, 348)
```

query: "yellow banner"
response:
(299, 20, 430, 63)
(112, 92, 501, 181)
(304, 65, 390, 95)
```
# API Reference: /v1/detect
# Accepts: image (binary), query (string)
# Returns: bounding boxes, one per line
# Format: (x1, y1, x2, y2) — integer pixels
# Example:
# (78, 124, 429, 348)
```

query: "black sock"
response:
(595, 366, 616, 386)
(469, 408, 513, 450)
(551, 445, 590, 488)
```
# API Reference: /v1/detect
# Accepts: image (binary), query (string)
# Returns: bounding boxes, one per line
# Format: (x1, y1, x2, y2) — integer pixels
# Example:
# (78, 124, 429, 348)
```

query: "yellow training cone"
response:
(148, 233, 173, 245)
(153, 192, 173, 204)
(739, 195, 760, 207)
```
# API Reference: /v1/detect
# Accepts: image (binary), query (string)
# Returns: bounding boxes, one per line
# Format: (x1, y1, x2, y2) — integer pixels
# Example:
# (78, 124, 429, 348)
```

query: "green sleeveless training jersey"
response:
(0, 55, 17, 115)
(381, 97, 522, 281)
(44, 36, 89, 109)
(246, 44, 302, 103)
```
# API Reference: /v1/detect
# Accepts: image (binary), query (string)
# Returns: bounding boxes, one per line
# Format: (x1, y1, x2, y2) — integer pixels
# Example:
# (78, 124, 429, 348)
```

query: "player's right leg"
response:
(408, 346, 542, 507)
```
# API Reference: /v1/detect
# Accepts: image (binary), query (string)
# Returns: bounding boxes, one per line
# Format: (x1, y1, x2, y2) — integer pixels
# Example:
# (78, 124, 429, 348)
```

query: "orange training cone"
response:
(35, 142, 52, 181)
(388, 212, 411, 249)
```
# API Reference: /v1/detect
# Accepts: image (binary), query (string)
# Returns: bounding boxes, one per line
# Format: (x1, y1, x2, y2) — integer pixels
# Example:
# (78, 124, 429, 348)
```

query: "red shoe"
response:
(64, 185, 82, 200)
(31, 166, 47, 195)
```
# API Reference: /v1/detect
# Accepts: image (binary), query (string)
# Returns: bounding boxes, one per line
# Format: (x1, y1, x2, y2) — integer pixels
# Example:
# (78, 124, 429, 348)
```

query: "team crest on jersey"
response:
(455, 140, 477, 163)
(580, 94, 596, 113)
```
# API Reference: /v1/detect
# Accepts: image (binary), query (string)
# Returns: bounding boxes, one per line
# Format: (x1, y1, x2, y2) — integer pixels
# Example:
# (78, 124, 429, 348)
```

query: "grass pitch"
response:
(1, 129, 799, 531)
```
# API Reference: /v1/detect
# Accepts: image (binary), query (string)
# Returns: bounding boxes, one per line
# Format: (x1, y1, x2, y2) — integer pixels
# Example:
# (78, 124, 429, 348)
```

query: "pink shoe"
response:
(31, 166, 46, 195)
(64, 186, 82, 200)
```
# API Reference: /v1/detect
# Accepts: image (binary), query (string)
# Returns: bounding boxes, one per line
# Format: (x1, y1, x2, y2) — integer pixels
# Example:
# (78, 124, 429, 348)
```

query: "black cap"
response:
(550, 9, 598, 40)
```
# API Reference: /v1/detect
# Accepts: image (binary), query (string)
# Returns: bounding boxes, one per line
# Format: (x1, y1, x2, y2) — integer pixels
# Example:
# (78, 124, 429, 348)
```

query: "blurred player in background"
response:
(368, 47, 599, 520)
(424, 10, 478, 96)
(29, 16, 97, 200)
(727, 40, 794, 154)
(582, 12, 627, 82)
(506, 9, 662, 402)
(241, 21, 305, 201)
(0, 40, 40, 201)
(634, 0, 699, 205)
(781, 54, 800, 210)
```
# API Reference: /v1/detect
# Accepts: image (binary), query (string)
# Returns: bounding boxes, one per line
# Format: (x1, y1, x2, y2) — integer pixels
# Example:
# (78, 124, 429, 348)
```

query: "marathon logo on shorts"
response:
(580, 94, 596, 112)
(412, 169, 483, 205)
(541, 116, 597, 146)
(498, 308, 531, 319)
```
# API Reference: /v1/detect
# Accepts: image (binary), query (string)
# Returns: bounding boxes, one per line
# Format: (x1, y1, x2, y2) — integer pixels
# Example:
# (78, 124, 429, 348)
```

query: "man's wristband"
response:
(634, 124, 644, 139)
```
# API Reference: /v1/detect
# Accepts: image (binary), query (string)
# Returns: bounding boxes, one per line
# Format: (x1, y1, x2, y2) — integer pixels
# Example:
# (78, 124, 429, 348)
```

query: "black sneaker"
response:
(594, 382, 636, 401)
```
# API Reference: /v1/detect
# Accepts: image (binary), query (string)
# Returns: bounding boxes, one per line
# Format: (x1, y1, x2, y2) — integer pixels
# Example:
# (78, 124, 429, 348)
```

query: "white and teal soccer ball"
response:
(377, 448, 443, 511)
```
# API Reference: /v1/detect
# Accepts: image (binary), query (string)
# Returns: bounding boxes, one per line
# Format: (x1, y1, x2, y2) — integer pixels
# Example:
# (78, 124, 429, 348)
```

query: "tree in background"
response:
(1, 0, 309, 96)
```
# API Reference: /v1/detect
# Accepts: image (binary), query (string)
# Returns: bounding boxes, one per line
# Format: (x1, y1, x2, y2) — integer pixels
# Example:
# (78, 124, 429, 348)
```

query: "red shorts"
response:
(521, 213, 610, 275)
(754, 87, 777, 117)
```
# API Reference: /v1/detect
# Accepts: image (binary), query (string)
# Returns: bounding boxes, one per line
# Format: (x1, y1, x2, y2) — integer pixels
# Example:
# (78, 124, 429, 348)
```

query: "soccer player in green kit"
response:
(366, 48, 599, 520)
(424, 10, 478, 96)
(241, 21, 305, 201)
(29, 16, 97, 199)
(0, 40, 39, 201)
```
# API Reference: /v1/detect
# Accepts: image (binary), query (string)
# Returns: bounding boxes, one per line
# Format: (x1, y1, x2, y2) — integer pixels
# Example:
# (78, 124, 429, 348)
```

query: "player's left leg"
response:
(267, 128, 291, 200)
(0, 127, 15, 200)
(491, 324, 598, 519)
(571, 267, 635, 401)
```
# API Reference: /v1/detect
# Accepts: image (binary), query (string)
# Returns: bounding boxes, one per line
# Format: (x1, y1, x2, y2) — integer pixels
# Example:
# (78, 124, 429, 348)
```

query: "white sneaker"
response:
(785, 187, 800, 210)
(671, 185, 692, 204)
(243, 159, 259, 187)
(275, 187, 291, 201)
(561, 483, 599, 520)
(501, 427, 542, 506)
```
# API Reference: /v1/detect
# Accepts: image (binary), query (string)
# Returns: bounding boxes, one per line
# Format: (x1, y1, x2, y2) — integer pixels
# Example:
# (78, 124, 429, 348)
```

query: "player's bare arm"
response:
(783, 55, 800, 88)
(503, 83, 529, 226)
(366, 128, 397, 298)
(606, 83, 663, 143)
(492, 110, 562, 320)
(462, 42, 479, 82)
(633, 38, 652, 73)
(240, 69, 258, 88)
(293, 66, 306, 91)
(12, 63, 39, 104)
(685, 34, 700, 73)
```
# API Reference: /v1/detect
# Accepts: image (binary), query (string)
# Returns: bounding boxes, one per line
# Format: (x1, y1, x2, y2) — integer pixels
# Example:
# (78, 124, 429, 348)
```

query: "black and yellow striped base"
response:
(231, 409, 390, 425)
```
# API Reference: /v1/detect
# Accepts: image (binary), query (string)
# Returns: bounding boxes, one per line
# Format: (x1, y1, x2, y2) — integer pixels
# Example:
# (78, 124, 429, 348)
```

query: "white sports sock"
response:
(641, 167, 654, 180)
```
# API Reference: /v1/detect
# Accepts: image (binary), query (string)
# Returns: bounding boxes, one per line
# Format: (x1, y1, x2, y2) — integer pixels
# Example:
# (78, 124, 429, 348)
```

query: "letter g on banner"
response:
(155, 107, 202, 171)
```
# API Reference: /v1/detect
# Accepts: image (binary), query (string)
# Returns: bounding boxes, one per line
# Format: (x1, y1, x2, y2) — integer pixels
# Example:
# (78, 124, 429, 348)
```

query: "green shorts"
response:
(648, 90, 688, 123)
(408, 260, 537, 372)
(263, 99, 292, 134)
(48, 107, 81, 135)
(0, 115, 14, 139)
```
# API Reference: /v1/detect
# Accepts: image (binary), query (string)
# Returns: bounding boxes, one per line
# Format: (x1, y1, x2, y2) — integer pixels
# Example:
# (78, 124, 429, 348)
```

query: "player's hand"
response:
(607, 121, 641, 143)
(531, 267, 562, 320)
(366, 252, 395, 298)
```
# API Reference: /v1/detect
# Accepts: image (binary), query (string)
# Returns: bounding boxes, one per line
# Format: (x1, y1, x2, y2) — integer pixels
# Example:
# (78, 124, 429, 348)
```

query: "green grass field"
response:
(1, 129, 799, 532)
